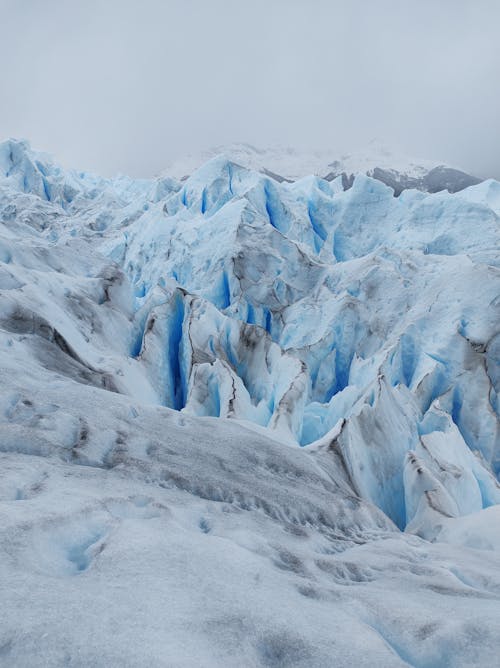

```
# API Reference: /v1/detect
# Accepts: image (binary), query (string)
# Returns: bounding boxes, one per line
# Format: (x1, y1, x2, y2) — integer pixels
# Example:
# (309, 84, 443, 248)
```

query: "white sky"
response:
(2, 0, 499, 178)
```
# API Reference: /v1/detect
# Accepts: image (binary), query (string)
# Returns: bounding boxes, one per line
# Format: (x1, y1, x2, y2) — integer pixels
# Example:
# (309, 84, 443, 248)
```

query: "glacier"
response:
(0, 138, 499, 666)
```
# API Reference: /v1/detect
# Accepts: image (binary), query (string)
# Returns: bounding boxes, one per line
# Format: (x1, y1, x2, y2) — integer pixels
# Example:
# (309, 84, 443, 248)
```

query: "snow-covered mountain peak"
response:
(162, 141, 481, 195)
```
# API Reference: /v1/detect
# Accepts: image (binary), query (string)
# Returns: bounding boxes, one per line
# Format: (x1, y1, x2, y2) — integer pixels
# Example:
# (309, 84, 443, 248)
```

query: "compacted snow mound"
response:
(0, 138, 499, 666)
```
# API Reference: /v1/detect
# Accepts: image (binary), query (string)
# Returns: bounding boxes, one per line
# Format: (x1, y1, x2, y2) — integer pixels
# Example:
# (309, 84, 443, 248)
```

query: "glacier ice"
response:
(0, 138, 499, 666)
(1, 137, 499, 524)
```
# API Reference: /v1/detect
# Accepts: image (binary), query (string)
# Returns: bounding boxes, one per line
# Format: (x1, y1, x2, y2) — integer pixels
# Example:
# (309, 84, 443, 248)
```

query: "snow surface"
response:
(0, 138, 499, 666)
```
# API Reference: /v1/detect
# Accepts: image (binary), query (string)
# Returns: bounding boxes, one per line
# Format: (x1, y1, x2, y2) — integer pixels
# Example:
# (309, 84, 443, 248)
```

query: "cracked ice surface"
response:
(0, 139, 499, 666)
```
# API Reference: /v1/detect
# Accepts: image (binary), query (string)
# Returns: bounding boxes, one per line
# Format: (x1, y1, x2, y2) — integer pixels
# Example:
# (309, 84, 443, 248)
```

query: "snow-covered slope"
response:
(1, 138, 499, 666)
(163, 142, 483, 194)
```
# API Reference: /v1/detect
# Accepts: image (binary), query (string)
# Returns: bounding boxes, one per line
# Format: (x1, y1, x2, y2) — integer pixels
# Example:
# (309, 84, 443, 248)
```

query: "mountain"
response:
(163, 142, 483, 194)
(1, 138, 499, 666)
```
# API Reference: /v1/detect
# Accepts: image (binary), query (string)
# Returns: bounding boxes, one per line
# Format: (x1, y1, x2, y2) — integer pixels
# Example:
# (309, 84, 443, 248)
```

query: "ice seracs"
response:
(0, 138, 499, 666)
(1, 137, 498, 531)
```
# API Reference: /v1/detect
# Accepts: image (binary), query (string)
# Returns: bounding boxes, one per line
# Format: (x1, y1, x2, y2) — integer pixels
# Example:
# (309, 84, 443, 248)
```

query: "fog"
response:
(2, 0, 499, 178)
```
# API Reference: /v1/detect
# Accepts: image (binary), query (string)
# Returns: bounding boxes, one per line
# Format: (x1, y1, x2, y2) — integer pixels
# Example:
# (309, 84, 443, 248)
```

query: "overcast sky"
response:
(2, 0, 499, 178)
